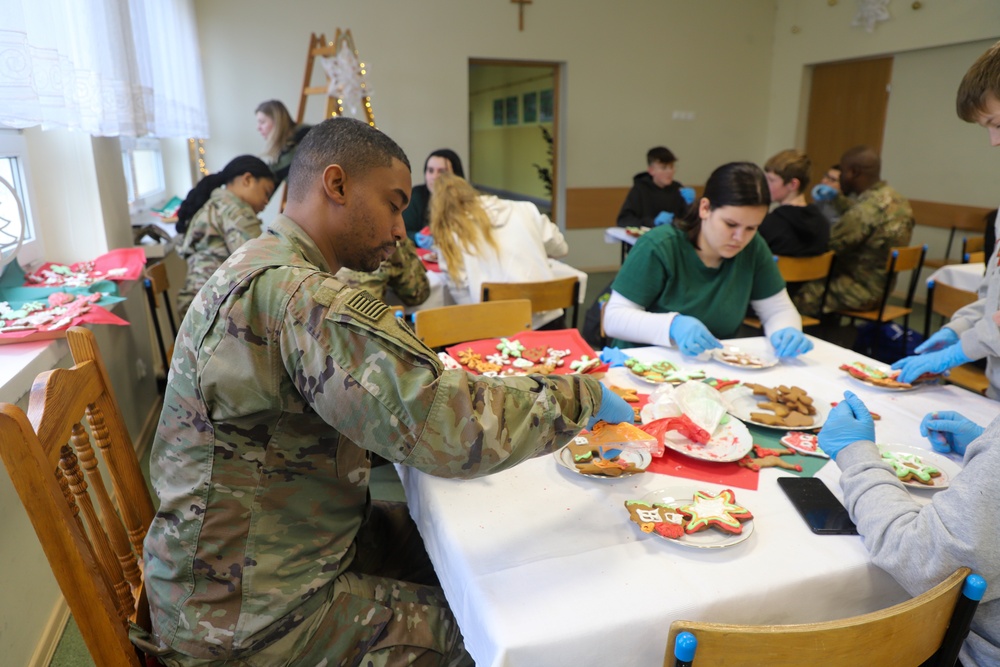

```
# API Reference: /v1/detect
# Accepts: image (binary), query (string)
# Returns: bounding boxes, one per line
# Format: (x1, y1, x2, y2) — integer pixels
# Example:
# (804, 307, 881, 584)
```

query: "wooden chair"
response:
(962, 235, 985, 258)
(481, 277, 581, 328)
(925, 279, 989, 395)
(964, 250, 986, 264)
(0, 327, 157, 667)
(413, 299, 533, 349)
(143, 261, 178, 391)
(745, 251, 836, 328)
(835, 244, 926, 357)
(667, 567, 985, 667)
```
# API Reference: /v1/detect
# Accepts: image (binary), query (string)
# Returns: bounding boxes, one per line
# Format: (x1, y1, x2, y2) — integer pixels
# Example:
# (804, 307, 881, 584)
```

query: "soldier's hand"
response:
(588, 384, 635, 429)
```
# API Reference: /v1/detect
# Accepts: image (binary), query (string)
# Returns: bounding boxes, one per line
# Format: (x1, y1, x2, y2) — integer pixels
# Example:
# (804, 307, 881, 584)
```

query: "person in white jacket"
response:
(429, 174, 570, 328)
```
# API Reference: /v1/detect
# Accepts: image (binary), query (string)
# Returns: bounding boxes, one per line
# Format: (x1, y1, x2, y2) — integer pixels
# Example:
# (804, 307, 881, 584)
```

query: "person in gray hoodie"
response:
(820, 392, 998, 667)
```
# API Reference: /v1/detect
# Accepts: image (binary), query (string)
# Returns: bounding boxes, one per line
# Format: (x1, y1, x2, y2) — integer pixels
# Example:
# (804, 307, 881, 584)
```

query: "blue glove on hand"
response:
(919, 411, 984, 456)
(811, 184, 837, 202)
(599, 346, 628, 368)
(769, 327, 813, 358)
(914, 327, 959, 354)
(679, 187, 696, 205)
(653, 211, 674, 226)
(669, 315, 723, 356)
(588, 383, 636, 430)
(818, 391, 875, 461)
(891, 344, 972, 384)
(414, 231, 435, 249)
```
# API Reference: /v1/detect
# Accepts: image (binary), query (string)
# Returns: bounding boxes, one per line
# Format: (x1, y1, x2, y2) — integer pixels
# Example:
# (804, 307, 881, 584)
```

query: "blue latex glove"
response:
(588, 383, 636, 429)
(600, 346, 628, 368)
(669, 315, 722, 356)
(679, 187, 696, 205)
(653, 211, 674, 226)
(769, 327, 813, 358)
(818, 391, 875, 461)
(919, 411, 984, 456)
(891, 344, 972, 384)
(811, 184, 837, 202)
(415, 231, 434, 249)
(914, 327, 959, 354)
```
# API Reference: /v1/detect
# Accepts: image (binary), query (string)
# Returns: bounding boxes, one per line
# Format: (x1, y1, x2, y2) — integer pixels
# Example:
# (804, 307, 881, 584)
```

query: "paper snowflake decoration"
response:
(853, 0, 891, 33)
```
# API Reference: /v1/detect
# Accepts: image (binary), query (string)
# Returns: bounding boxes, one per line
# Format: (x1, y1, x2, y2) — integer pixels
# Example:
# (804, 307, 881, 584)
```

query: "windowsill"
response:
(0, 278, 140, 405)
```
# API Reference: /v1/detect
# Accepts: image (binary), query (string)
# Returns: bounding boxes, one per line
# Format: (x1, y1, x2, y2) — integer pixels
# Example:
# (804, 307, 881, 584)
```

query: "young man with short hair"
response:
(758, 148, 830, 258)
(616, 145, 692, 228)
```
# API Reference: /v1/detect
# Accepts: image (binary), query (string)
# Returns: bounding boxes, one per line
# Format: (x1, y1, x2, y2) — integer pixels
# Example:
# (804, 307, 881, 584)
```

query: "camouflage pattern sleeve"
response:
(280, 278, 601, 478)
(385, 237, 431, 306)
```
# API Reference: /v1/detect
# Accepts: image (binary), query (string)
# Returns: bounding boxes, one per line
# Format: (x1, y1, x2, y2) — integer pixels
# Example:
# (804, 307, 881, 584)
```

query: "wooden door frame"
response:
(468, 58, 562, 221)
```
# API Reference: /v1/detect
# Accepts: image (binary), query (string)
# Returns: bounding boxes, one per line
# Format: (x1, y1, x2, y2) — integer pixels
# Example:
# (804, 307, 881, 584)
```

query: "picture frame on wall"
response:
(493, 99, 504, 126)
(539, 89, 554, 122)
(523, 91, 538, 123)
(505, 95, 518, 125)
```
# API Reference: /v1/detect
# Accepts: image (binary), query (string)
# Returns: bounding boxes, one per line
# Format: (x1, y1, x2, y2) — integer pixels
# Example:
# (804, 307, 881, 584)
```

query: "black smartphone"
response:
(777, 477, 858, 535)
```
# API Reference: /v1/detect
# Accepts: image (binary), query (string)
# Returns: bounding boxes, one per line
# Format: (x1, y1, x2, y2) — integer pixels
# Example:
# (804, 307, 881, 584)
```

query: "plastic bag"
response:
(640, 381, 726, 435)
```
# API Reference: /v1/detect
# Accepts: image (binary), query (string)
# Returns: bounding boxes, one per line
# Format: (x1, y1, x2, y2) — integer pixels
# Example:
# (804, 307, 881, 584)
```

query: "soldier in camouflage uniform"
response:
(175, 155, 276, 319)
(794, 146, 914, 315)
(136, 118, 632, 666)
(335, 236, 430, 306)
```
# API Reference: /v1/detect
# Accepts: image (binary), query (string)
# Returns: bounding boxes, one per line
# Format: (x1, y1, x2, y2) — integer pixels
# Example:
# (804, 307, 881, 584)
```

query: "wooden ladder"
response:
(296, 30, 376, 126)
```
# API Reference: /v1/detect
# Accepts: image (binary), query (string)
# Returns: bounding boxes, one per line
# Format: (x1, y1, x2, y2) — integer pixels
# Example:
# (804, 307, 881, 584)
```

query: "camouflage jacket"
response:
(176, 188, 262, 318)
(144, 214, 602, 659)
(829, 181, 914, 302)
(335, 236, 430, 306)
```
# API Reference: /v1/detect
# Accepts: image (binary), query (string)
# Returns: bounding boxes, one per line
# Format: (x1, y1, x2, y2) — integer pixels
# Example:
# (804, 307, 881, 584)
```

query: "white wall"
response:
(194, 0, 779, 234)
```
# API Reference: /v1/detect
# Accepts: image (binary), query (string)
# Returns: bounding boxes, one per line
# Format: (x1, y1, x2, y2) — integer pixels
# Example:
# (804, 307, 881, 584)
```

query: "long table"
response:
(398, 336, 998, 667)
(928, 261, 986, 293)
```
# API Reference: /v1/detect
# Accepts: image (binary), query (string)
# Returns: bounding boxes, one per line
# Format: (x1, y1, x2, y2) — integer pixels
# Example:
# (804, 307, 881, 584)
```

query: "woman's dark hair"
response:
(176, 155, 274, 233)
(423, 149, 465, 179)
(675, 161, 770, 246)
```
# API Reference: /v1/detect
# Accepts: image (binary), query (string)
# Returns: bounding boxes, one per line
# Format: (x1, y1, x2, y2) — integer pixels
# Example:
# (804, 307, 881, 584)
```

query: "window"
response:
(0, 130, 40, 267)
(121, 137, 166, 214)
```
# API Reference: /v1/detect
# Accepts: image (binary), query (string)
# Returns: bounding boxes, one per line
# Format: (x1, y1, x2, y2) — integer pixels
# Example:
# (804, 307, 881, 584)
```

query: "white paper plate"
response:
(712, 345, 778, 370)
(660, 417, 753, 462)
(877, 444, 959, 490)
(556, 445, 651, 479)
(727, 391, 828, 430)
(638, 485, 755, 549)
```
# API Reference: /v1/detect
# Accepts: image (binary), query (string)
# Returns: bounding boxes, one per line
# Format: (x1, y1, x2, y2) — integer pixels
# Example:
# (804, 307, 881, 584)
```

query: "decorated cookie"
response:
(437, 352, 463, 370)
(624, 500, 685, 539)
(496, 338, 525, 357)
(881, 450, 942, 485)
(677, 489, 753, 535)
(718, 349, 768, 368)
(839, 361, 913, 388)
(737, 455, 803, 472)
(570, 355, 601, 373)
(780, 432, 828, 457)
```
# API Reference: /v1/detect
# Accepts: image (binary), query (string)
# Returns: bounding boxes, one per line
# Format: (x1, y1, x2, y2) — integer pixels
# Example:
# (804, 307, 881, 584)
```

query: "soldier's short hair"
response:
(957, 40, 1000, 122)
(647, 146, 677, 166)
(763, 149, 811, 193)
(286, 118, 411, 203)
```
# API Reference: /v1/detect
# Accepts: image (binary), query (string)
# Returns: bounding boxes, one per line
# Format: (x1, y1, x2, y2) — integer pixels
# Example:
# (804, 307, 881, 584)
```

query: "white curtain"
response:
(0, 0, 209, 138)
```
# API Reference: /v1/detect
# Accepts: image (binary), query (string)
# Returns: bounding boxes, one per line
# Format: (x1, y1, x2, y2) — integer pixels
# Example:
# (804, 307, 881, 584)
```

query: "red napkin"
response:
(0, 305, 129, 344)
(415, 248, 441, 273)
(445, 329, 608, 376)
(27, 248, 147, 285)
(645, 449, 760, 491)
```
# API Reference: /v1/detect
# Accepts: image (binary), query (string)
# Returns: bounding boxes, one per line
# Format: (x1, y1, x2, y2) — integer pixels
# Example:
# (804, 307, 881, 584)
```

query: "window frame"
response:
(121, 136, 167, 216)
(0, 129, 41, 268)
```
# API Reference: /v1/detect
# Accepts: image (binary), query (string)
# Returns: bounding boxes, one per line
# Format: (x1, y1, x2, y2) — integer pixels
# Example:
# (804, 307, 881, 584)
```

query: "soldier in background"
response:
(138, 117, 632, 667)
(793, 145, 914, 316)
(336, 235, 431, 307)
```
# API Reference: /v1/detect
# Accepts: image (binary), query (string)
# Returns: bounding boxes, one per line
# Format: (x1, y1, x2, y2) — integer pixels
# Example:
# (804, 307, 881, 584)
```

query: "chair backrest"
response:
(0, 327, 156, 667)
(481, 277, 581, 328)
(775, 250, 836, 283)
(962, 235, 985, 256)
(880, 244, 927, 313)
(413, 299, 533, 349)
(925, 280, 979, 338)
(964, 250, 986, 264)
(666, 567, 984, 667)
(144, 261, 178, 384)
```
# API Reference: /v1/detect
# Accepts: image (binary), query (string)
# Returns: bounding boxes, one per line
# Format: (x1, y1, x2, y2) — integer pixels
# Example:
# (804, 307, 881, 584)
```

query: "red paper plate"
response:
(444, 329, 607, 376)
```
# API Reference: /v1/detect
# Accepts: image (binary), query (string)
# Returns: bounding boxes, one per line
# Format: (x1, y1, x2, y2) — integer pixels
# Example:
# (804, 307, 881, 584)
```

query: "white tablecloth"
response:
(927, 262, 985, 293)
(398, 336, 999, 667)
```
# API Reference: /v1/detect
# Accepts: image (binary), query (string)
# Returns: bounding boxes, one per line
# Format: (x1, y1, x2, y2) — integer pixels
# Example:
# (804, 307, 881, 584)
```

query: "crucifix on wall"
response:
(511, 0, 532, 31)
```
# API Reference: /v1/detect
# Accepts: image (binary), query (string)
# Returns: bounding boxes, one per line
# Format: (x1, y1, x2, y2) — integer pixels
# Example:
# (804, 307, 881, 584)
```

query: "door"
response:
(468, 59, 559, 218)
(805, 57, 893, 190)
